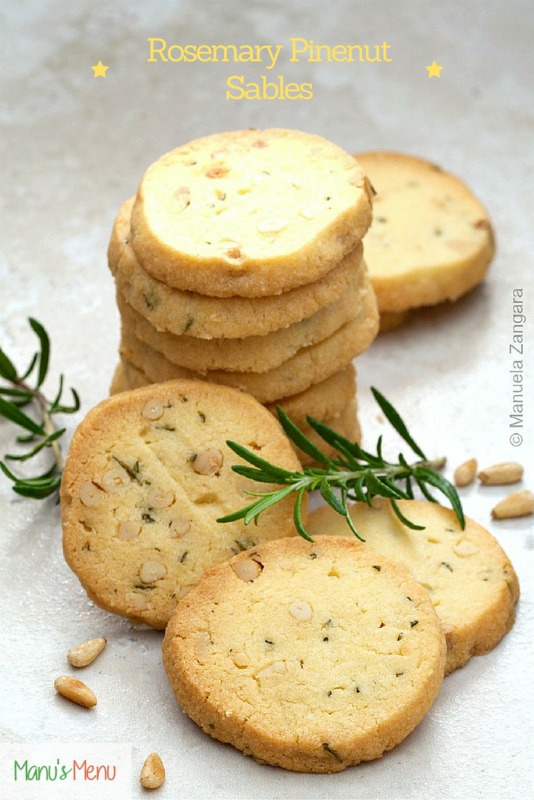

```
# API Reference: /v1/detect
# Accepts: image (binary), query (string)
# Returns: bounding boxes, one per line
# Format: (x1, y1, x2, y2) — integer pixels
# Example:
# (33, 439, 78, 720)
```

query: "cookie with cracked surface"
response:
(356, 151, 495, 313)
(308, 499, 519, 674)
(109, 197, 365, 340)
(116, 265, 372, 374)
(130, 129, 373, 297)
(61, 381, 302, 629)
(162, 535, 446, 772)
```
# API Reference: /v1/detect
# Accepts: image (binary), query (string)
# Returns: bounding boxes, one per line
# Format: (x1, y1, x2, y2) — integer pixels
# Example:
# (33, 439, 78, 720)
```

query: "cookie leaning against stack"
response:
(162, 536, 446, 773)
(60, 380, 303, 629)
(108, 129, 379, 462)
(356, 151, 495, 330)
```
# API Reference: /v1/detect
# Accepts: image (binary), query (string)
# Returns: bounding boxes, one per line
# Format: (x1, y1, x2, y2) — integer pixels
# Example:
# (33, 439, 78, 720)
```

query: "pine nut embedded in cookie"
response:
(491, 490, 534, 519)
(256, 660, 287, 680)
(479, 462, 523, 485)
(140, 561, 167, 583)
(79, 481, 104, 507)
(168, 517, 191, 538)
(54, 676, 97, 708)
(192, 448, 223, 475)
(232, 558, 262, 582)
(147, 488, 174, 508)
(67, 637, 107, 668)
(289, 600, 312, 620)
(142, 399, 164, 420)
(118, 520, 141, 540)
(140, 752, 165, 789)
(454, 458, 477, 487)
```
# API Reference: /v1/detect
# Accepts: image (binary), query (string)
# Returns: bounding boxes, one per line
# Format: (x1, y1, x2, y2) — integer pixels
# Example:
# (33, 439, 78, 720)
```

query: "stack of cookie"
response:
(108, 129, 378, 462)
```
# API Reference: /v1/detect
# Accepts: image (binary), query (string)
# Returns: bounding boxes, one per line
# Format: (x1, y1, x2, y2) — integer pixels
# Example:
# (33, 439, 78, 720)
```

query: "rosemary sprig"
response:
(218, 387, 465, 541)
(0, 318, 80, 499)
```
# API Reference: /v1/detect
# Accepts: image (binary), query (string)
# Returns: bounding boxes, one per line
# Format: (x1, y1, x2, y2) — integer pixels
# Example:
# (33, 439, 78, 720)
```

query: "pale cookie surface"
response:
(116, 265, 371, 374)
(356, 151, 495, 312)
(308, 499, 519, 673)
(61, 381, 302, 629)
(109, 197, 365, 339)
(162, 536, 445, 773)
(120, 299, 377, 404)
(130, 129, 373, 297)
(111, 361, 357, 431)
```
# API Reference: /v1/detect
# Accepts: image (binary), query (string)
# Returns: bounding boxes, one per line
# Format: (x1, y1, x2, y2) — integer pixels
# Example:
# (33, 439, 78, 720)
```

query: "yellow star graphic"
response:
(426, 61, 443, 78)
(91, 61, 109, 78)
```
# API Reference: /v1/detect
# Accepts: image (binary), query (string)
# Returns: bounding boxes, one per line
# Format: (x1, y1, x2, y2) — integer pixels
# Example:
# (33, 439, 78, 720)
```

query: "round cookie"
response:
(109, 197, 365, 339)
(308, 499, 519, 674)
(116, 267, 372, 374)
(130, 129, 373, 297)
(61, 381, 303, 629)
(356, 151, 495, 313)
(162, 536, 446, 773)
(119, 303, 377, 404)
(111, 361, 357, 432)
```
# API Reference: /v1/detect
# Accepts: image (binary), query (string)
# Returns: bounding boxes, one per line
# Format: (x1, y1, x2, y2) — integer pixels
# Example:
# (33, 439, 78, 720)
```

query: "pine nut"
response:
(147, 488, 174, 508)
(140, 752, 165, 790)
(195, 633, 211, 664)
(67, 637, 107, 668)
(192, 448, 223, 475)
(232, 558, 262, 582)
(453, 539, 479, 557)
(126, 592, 148, 611)
(479, 462, 523, 485)
(168, 517, 191, 538)
(54, 676, 97, 708)
(101, 468, 126, 492)
(491, 489, 534, 519)
(79, 481, 104, 507)
(118, 520, 141, 540)
(140, 561, 167, 583)
(289, 600, 312, 620)
(142, 400, 163, 421)
(454, 458, 477, 487)
(257, 661, 286, 680)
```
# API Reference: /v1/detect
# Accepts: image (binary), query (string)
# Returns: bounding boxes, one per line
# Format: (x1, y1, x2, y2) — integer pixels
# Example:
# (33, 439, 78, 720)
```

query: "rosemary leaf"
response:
(0, 318, 81, 501)
(0, 396, 45, 435)
(371, 387, 427, 460)
(0, 349, 18, 382)
(29, 318, 50, 389)
(276, 407, 332, 465)
(222, 389, 465, 541)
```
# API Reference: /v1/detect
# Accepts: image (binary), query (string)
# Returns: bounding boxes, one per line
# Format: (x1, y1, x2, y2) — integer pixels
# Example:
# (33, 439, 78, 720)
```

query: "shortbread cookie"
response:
(265, 363, 356, 426)
(162, 536, 445, 773)
(111, 361, 357, 431)
(109, 197, 364, 339)
(120, 308, 377, 404)
(308, 499, 519, 674)
(130, 129, 373, 297)
(116, 267, 372, 374)
(61, 381, 303, 629)
(356, 151, 495, 312)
